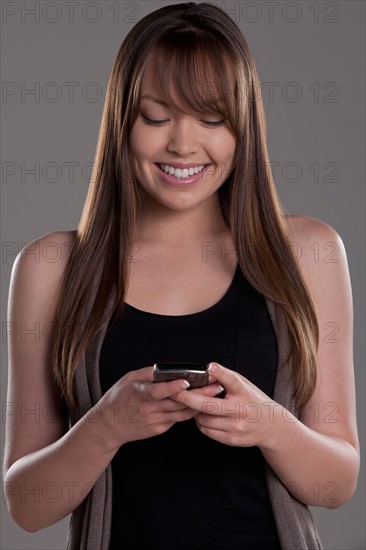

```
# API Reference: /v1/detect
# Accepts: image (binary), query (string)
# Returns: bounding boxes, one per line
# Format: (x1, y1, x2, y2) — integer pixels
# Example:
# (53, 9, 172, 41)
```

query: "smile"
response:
(158, 163, 207, 179)
(154, 163, 213, 186)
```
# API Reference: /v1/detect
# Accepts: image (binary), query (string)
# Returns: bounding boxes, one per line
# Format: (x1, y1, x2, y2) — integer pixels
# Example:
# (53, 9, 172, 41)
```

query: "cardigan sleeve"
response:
(264, 299, 323, 550)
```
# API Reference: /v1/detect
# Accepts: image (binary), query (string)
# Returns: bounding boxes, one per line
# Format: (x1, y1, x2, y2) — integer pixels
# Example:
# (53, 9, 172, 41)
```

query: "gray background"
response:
(1, 1, 364, 548)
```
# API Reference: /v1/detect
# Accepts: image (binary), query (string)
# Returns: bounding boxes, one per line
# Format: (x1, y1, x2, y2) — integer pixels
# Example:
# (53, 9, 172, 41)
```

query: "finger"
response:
(158, 408, 198, 430)
(196, 424, 230, 444)
(207, 363, 244, 393)
(170, 388, 223, 415)
(132, 365, 155, 380)
(190, 383, 225, 398)
(148, 378, 191, 400)
(169, 408, 199, 422)
(153, 398, 192, 412)
(195, 411, 228, 431)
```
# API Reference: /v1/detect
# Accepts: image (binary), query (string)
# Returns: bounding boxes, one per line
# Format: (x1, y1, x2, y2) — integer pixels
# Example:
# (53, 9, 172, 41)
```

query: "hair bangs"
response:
(152, 34, 240, 131)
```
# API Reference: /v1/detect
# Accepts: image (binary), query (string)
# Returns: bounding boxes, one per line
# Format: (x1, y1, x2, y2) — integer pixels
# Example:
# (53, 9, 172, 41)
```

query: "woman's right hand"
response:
(90, 366, 224, 450)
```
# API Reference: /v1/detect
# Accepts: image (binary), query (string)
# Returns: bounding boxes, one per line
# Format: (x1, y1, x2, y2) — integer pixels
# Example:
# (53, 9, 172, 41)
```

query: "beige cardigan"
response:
(66, 269, 323, 550)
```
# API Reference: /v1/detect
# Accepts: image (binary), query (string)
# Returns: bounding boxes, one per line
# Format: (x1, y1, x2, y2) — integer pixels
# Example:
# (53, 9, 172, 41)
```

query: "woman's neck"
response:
(134, 194, 228, 246)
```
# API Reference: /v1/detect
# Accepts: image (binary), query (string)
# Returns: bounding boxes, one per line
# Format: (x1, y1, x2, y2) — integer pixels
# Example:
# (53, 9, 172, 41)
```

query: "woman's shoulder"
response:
(30, 229, 77, 247)
(283, 213, 340, 237)
(16, 229, 77, 262)
(10, 229, 78, 293)
(283, 214, 342, 247)
(282, 214, 348, 294)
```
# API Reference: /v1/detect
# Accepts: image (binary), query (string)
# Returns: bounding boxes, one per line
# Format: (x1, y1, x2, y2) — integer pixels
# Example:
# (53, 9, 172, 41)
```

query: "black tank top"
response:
(99, 263, 281, 549)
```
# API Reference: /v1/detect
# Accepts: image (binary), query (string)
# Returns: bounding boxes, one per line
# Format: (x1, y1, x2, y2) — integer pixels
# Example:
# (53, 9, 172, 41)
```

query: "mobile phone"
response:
(153, 362, 209, 389)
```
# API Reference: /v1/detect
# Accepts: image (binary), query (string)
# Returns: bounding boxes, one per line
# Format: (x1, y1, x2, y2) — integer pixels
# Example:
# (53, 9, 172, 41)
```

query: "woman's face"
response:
(129, 51, 237, 215)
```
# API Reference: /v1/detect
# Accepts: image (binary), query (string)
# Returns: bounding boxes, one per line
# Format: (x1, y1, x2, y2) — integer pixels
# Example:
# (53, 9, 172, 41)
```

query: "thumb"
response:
(130, 365, 155, 381)
(207, 362, 243, 393)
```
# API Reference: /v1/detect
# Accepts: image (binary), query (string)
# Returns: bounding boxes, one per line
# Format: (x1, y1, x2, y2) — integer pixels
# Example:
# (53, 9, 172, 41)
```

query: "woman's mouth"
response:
(154, 163, 213, 186)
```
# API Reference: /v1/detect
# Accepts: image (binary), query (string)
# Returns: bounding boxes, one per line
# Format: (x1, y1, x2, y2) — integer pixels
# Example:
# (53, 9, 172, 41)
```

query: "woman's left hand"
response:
(170, 362, 275, 448)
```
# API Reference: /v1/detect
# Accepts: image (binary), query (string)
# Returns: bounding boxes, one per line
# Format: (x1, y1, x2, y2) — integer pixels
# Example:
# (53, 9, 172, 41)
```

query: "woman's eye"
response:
(202, 120, 225, 127)
(141, 116, 167, 126)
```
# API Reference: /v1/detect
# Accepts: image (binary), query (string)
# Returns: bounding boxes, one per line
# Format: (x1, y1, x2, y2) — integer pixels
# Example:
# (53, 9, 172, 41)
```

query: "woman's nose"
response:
(166, 119, 199, 157)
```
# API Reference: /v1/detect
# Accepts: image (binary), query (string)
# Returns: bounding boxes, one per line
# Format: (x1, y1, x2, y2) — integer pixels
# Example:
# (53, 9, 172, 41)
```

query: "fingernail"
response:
(208, 362, 218, 372)
(178, 380, 190, 389)
(215, 385, 225, 394)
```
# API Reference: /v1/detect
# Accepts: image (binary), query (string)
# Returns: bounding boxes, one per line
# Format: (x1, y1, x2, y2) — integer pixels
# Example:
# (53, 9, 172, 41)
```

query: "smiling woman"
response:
(3, 2, 359, 550)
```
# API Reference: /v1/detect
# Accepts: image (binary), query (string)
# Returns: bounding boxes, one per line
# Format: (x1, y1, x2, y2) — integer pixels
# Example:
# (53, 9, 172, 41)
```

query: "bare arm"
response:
(170, 217, 360, 508)
(3, 232, 119, 531)
(3, 232, 217, 532)
(259, 217, 360, 507)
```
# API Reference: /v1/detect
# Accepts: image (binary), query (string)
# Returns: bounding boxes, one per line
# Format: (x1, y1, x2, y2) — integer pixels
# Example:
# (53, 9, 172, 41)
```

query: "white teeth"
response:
(159, 163, 206, 179)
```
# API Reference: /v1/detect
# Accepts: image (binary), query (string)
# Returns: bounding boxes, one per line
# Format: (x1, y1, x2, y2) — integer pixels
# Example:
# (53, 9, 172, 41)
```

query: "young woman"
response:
(4, 3, 359, 549)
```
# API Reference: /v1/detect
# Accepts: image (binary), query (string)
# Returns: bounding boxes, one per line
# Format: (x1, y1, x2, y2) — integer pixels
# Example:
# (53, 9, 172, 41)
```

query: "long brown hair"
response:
(51, 2, 319, 410)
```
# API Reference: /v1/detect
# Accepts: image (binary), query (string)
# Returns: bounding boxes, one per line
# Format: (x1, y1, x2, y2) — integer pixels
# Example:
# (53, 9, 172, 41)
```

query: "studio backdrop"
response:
(1, 1, 364, 548)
